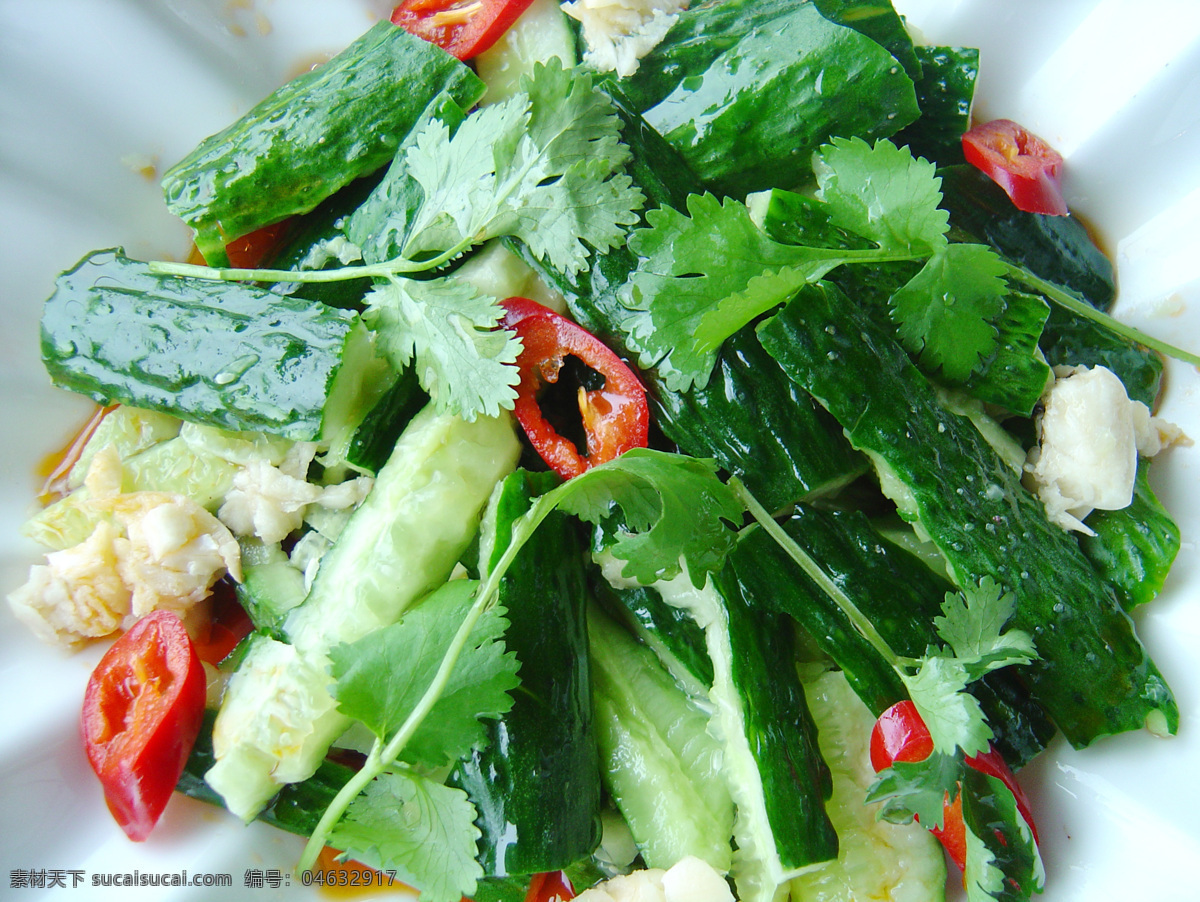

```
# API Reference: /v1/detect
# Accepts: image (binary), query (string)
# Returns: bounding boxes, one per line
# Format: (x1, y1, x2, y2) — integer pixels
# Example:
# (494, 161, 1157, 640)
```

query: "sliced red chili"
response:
(191, 581, 253, 666)
(390, 0, 536, 61)
(81, 610, 207, 841)
(869, 700, 1038, 871)
(525, 870, 575, 902)
(962, 118, 1069, 216)
(501, 298, 649, 480)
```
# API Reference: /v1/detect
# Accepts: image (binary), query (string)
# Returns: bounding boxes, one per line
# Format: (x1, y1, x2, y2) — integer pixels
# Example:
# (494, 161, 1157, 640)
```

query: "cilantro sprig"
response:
(618, 136, 1200, 393)
(296, 450, 741, 898)
(150, 61, 645, 422)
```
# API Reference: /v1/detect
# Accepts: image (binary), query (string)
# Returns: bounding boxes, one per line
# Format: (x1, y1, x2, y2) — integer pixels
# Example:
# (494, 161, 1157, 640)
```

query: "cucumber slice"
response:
(587, 601, 735, 873)
(235, 540, 307, 634)
(451, 469, 602, 877)
(611, 559, 838, 902)
(41, 249, 384, 443)
(23, 430, 246, 550)
(66, 406, 181, 491)
(788, 671, 947, 902)
(759, 280, 1178, 747)
(205, 405, 521, 820)
(475, 0, 578, 106)
(161, 22, 485, 263)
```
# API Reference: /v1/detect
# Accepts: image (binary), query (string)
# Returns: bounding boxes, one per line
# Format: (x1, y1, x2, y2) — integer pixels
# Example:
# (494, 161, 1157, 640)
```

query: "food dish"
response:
(1, 0, 1197, 898)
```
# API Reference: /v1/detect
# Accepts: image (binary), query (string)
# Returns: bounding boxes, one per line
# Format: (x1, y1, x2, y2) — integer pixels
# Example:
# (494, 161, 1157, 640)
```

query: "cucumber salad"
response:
(5, 1, 1199, 901)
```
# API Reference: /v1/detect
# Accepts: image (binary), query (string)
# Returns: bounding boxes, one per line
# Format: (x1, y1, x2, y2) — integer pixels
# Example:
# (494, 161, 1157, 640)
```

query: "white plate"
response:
(1, 1, 1197, 899)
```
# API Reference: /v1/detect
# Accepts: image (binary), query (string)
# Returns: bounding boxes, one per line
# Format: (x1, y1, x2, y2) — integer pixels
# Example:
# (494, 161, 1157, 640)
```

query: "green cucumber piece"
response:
(640, 3, 918, 197)
(161, 22, 485, 264)
(751, 187, 874, 251)
(615, 0, 919, 110)
(758, 280, 1178, 747)
(590, 572, 713, 698)
(939, 163, 1116, 310)
(652, 328, 868, 509)
(713, 569, 839, 892)
(475, 0, 578, 106)
(23, 428, 247, 550)
(205, 405, 520, 819)
(261, 171, 383, 310)
(450, 470, 602, 878)
(40, 249, 382, 443)
(1080, 460, 1181, 611)
(343, 364, 429, 475)
(617, 561, 838, 902)
(893, 45, 979, 166)
(615, 0, 796, 111)
(729, 506, 1055, 768)
(825, 254, 1052, 417)
(788, 671, 947, 902)
(235, 541, 307, 634)
(65, 406, 182, 491)
(1039, 303, 1165, 409)
(810, 0, 921, 80)
(179, 709, 356, 839)
(587, 601, 735, 873)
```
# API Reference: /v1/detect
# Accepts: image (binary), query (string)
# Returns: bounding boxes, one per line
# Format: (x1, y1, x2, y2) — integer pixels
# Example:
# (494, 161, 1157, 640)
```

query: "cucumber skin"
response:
(451, 471, 602, 878)
(1081, 461, 1181, 611)
(893, 45, 979, 166)
(590, 573, 714, 692)
(729, 507, 1055, 769)
(939, 164, 1116, 310)
(641, 3, 919, 198)
(179, 709, 354, 839)
(713, 570, 839, 871)
(759, 282, 1178, 748)
(162, 22, 484, 263)
(617, 0, 919, 110)
(1039, 303, 1165, 409)
(41, 249, 357, 441)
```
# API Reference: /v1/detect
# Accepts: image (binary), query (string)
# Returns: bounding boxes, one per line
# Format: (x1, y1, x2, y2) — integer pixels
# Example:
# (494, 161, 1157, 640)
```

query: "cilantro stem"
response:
(297, 740, 385, 873)
(1004, 262, 1200, 368)
(148, 238, 475, 285)
(729, 478, 909, 670)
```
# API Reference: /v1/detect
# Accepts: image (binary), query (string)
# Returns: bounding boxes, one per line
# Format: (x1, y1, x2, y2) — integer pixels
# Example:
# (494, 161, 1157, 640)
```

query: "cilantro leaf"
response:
(812, 136, 949, 255)
(621, 193, 842, 390)
(961, 769, 1045, 902)
(866, 752, 961, 830)
(934, 577, 1037, 679)
(888, 244, 1009, 381)
(329, 771, 483, 902)
(329, 579, 520, 768)
(361, 276, 521, 420)
(546, 448, 743, 587)
(400, 103, 520, 261)
(403, 60, 643, 276)
(896, 579, 1037, 758)
(901, 655, 993, 758)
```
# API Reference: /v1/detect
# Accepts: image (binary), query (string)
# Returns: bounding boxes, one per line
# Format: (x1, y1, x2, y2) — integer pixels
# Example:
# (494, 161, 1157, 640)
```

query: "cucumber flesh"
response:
(599, 555, 839, 902)
(587, 600, 735, 873)
(475, 0, 578, 106)
(205, 405, 520, 819)
(788, 671, 947, 902)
